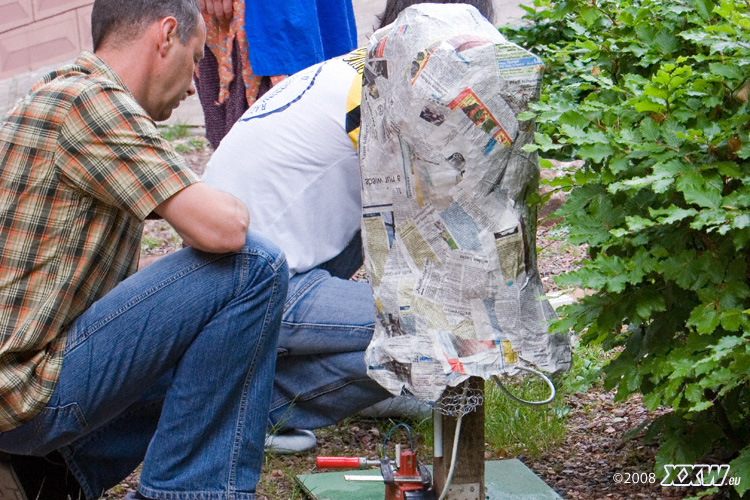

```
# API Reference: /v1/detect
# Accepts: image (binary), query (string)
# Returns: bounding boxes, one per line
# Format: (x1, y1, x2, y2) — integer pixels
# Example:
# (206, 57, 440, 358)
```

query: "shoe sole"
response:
(264, 430, 317, 455)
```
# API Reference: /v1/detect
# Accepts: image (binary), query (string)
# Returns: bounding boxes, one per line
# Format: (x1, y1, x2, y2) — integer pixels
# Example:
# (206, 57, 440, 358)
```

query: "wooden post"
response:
(433, 376, 485, 500)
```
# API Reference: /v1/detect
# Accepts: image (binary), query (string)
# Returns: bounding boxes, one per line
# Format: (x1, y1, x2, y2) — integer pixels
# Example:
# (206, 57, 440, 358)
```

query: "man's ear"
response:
(157, 16, 180, 57)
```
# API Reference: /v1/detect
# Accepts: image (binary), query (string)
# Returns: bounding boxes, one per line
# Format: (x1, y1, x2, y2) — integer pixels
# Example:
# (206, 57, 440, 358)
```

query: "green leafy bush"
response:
(502, 0, 750, 495)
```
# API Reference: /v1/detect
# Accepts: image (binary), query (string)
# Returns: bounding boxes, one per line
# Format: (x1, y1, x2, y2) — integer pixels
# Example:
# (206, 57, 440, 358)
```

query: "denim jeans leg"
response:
(270, 268, 390, 431)
(271, 351, 390, 430)
(137, 235, 287, 499)
(0, 232, 287, 500)
(81, 375, 170, 497)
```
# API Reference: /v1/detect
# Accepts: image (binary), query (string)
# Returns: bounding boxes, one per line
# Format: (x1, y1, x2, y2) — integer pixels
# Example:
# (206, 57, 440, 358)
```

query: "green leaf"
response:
(730, 446, 750, 496)
(578, 143, 614, 162)
(668, 358, 695, 380)
(539, 158, 555, 170)
(719, 309, 745, 331)
(688, 400, 713, 412)
(558, 110, 589, 128)
(733, 213, 750, 229)
(634, 100, 667, 113)
(691, 0, 714, 21)
(687, 303, 721, 334)
(534, 132, 554, 147)
(676, 172, 723, 208)
(640, 118, 661, 141)
(625, 215, 655, 231)
(644, 84, 669, 102)
(684, 383, 704, 403)
(578, 6, 602, 26)
(635, 288, 667, 319)
(650, 206, 698, 224)
(709, 62, 743, 81)
(709, 334, 750, 360)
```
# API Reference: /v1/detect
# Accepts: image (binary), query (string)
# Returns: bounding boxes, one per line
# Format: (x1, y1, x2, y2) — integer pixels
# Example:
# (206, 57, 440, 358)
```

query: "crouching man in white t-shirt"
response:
(202, 0, 495, 454)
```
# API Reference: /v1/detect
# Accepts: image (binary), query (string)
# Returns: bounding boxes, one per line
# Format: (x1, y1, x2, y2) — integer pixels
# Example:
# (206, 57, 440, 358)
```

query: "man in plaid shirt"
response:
(0, 0, 288, 499)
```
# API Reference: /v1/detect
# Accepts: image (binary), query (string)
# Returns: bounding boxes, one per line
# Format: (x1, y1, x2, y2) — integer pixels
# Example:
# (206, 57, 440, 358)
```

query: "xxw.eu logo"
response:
(661, 465, 740, 487)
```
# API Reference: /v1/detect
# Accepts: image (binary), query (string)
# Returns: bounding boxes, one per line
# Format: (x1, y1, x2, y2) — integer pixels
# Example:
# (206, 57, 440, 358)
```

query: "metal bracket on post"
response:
(440, 483, 482, 500)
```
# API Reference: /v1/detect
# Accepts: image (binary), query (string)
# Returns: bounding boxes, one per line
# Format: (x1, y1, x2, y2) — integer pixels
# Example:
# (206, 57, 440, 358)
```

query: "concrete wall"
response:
(0, 0, 94, 112)
(0, 0, 93, 80)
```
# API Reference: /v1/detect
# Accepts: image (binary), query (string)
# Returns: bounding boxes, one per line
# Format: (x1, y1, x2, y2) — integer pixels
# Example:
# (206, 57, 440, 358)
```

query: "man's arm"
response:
(58, 84, 248, 254)
(154, 182, 250, 253)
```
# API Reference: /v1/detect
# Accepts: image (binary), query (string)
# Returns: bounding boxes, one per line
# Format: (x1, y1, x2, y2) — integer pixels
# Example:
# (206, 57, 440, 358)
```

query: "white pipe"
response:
(437, 412, 463, 500)
(433, 410, 443, 458)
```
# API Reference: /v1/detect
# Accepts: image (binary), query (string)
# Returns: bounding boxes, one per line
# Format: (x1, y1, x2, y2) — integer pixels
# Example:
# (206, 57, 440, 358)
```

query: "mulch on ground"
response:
(105, 147, 733, 500)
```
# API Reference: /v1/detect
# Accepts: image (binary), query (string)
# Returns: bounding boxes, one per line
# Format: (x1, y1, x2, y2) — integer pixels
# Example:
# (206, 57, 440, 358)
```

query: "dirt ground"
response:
(103, 146, 731, 500)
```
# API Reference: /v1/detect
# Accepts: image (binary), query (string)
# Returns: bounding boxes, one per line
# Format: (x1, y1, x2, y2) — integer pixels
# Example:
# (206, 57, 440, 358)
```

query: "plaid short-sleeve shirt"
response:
(0, 51, 200, 431)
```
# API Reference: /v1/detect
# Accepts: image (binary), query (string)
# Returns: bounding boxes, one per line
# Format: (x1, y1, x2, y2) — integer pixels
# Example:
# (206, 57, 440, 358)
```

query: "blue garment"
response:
(270, 235, 391, 431)
(0, 233, 288, 500)
(245, 0, 357, 75)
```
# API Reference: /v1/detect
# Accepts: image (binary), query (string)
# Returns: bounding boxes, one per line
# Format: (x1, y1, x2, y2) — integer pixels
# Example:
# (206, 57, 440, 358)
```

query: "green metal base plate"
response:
(296, 459, 563, 500)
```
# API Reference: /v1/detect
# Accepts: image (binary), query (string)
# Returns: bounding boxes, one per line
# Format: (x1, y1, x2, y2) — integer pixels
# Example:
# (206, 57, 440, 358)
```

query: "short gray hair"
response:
(92, 0, 200, 51)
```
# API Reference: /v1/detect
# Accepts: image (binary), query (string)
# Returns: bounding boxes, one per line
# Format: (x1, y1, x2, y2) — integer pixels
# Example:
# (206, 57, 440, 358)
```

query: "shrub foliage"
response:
(502, 0, 750, 494)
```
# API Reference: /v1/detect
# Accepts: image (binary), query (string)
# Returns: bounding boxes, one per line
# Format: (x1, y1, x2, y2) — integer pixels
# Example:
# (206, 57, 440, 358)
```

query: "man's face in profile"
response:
(151, 16, 206, 121)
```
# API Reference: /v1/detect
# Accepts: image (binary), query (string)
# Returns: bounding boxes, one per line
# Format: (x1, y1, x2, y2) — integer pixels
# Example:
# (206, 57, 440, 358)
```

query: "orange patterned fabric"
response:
(202, 0, 285, 105)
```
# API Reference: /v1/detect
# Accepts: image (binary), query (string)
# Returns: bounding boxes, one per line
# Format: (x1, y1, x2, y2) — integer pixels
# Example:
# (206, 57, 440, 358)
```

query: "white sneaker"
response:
(359, 396, 432, 419)
(264, 429, 317, 455)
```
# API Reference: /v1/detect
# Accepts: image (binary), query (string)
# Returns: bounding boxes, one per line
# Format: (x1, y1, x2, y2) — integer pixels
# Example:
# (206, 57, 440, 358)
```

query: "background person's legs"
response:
(270, 267, 391, 431)
(272, 350, 390, 430)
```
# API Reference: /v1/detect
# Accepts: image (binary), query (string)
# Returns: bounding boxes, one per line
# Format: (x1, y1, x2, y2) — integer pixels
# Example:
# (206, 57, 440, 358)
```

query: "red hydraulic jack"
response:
(317, 448, 437, 500)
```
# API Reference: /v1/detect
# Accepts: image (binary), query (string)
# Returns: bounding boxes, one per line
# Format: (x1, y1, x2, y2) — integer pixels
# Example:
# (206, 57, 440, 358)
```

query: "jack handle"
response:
(316, 456, 383, 470)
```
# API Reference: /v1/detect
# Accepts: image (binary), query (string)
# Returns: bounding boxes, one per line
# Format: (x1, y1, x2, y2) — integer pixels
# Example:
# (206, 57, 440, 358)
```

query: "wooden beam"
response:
(433, 376, 485, 500)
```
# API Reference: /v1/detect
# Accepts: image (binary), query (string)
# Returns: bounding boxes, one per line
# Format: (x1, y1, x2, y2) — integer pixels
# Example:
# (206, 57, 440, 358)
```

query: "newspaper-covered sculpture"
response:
(360, 4, 571, 404)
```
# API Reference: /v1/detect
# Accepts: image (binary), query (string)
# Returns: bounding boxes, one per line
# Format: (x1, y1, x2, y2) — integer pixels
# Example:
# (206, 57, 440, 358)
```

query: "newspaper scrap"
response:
(360, 4, 571, 403)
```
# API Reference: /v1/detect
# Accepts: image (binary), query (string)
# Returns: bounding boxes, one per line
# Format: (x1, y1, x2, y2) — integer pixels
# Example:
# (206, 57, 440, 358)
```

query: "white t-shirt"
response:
(202, 48, 365, 274)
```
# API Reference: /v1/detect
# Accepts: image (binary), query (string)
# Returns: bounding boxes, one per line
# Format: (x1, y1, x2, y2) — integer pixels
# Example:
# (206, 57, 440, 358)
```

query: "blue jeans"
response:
(269, 233, 391, 431)
(0, 232, 288, 500)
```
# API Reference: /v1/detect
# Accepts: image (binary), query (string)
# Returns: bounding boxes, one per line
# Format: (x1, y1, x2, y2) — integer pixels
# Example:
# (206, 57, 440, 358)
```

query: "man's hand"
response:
(154, 182, 250, 254)
(198, 0, 233, 28)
